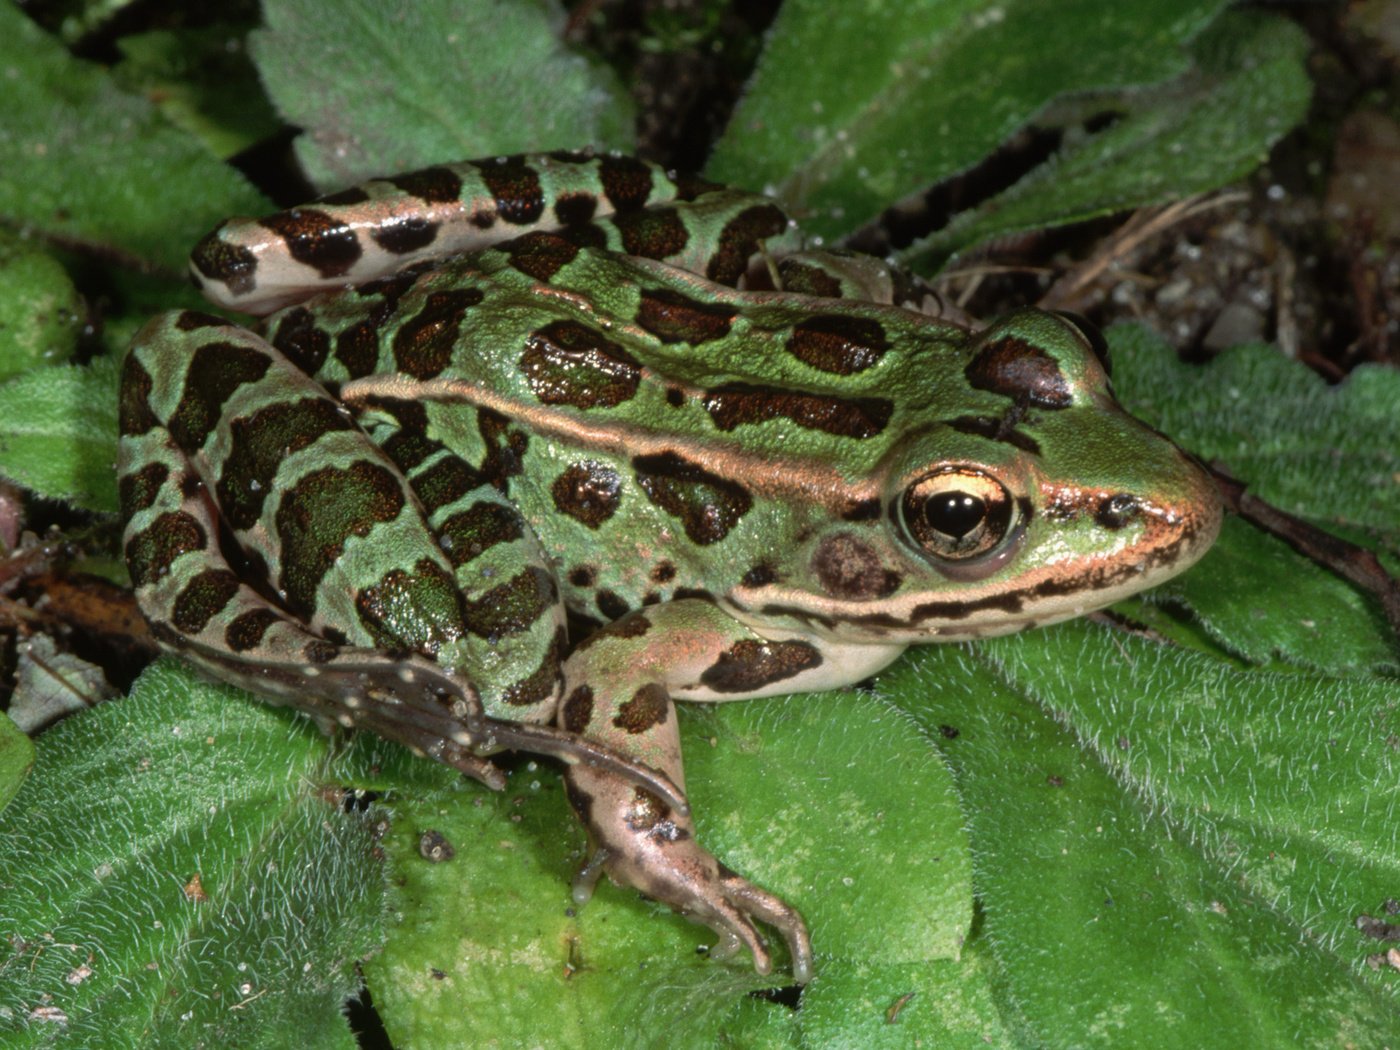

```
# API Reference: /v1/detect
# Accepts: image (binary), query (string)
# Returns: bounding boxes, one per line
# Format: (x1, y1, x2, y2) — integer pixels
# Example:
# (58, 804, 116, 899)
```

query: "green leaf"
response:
(0, 661, 382, 1048)
(0, 230, 82, 381)
(1143, 516, 1399, 674)
(0, 711, 34, 817)
(886, 628, 1400, 1048)
(709, 0, 1231, 240)
(0, 3, 268, 275)
(251, 0, 636, 191)
(905, 11, 1312, 267)
(364, 692, 972, 1047)
(114, 26, 282, 160)
(0, 355, 121, 513)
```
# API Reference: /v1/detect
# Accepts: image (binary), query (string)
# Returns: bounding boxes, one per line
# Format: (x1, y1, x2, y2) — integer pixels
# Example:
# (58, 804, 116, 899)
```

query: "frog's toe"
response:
(567, 772, 811, 981)
(718, 863, 813, 983)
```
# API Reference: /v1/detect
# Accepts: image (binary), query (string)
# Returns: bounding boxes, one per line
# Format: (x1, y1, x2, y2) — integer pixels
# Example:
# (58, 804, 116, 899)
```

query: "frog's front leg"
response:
(559, 598, 902, 983)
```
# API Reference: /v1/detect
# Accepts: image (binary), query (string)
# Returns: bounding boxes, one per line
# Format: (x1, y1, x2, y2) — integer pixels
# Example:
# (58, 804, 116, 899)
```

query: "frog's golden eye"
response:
(899, 468, 1014, 562)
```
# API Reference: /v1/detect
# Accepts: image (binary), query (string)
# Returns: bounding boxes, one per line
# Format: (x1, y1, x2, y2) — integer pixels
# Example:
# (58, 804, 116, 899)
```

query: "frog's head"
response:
(737, 309, 1222, 643)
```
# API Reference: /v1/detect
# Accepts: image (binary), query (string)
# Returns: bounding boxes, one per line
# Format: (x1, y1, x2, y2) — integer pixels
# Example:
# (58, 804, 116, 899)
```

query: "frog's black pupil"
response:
(924, 491, 985, 539)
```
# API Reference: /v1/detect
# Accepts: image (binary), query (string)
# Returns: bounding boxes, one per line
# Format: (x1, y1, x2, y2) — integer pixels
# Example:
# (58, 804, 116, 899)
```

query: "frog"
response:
(116, 150, 1222, 984)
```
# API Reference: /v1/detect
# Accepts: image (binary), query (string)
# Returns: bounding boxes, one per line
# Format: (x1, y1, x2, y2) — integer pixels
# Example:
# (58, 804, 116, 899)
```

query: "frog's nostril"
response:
(1095, 493, 1141, 530)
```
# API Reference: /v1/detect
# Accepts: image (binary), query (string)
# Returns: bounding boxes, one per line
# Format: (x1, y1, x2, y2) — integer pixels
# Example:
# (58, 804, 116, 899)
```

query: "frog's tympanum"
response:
(118, 152, 1221, 982)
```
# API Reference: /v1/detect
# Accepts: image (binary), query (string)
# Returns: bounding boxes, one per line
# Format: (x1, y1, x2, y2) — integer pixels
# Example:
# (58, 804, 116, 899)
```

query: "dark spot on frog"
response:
(174, 310, 230, 331)
(439, 501, 526, 566)
(650, 561, 676, 583)
(276, 460, 406, 620)
(841, 497, 881, 522)
(388, 166, 464, 205)
(474, 157, 545, 224)
(124, 510, 206, 589)
(225, 607, 284, 653)
(572, 611, 651, 653)
(117, 460, 169, 517)
(418, 830, 456, 863)
(413, 455, 483, 515)
(777, 259, 844, 298)
(352, 395, 433, 469)
(569, 566, 597, 588)
(552, 462, 622, 528)
(500, 627, 566, 708)
(477, 408, 529, 490)
(553, 191, 598, 226)
(703, 382, 892, 439)
(707, 204, 789, 286)
(322, 626, 349, 646)
(502, 230, 581, 281)
(190, 230, 259, 294)
(641, 591, 662, 606)
(171, 569, 241, 635)
(742, 563, 776, 587)
(614, 683, 669, 734)
(633, 452, 752, 545)
(521, 322, 641, 409)
(372, 215, 441, 256)
(258, 208, 363, 279)
(117, 352, 158, 437)
(665, 387, 686, 408)
(217, 396, 356, 531)
(636, 288, 737, 345)
(596, 590, 629, 620)
(334, 321, 381, 379)
(168, 340, 271, 452)
(392, 287, 484, 379)
(610, 205, 689, 260)
(672, 586, 716, 604)
(812, 533, 901, 600)
(1095, 494, 1141, 530)
(699, 638, 823, 693)
(563, 778, 595, 822)
(599, 154, 656, 211)
(786, 315, 890, 375)
(356, 558, 468, 654)
(561, 684, 594, 734)
(470, 211, 496, 231)
(303, 639, 340, 665)
(271, 307, 332, 375)
(461, 566, 555, 640)
(965, 335, 1073, 410)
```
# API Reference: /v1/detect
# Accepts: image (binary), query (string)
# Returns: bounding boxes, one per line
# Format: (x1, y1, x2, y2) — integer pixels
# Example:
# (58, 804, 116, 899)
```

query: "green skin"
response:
(117, 152, 1222, 983)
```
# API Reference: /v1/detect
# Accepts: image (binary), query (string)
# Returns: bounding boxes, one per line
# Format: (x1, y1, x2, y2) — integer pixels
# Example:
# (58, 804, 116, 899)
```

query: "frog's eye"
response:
(899, 468, 1014, 562)
(1052, 310, 1111, 376)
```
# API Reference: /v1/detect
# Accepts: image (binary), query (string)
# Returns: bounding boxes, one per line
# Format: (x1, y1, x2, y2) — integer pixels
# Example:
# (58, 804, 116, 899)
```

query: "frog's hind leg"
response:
(555, 598, 895, 983)
(118, 311, 683, 805)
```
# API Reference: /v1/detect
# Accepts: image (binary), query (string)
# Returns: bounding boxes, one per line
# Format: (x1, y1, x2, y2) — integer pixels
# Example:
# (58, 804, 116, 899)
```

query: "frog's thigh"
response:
(355, 407, 565, 724)
(561, 599, 898, 782)
(120, 313, 506, 783)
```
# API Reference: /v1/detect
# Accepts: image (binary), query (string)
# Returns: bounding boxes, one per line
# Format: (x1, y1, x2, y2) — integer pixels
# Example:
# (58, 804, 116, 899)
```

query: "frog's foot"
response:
(566, 769, 813, 984)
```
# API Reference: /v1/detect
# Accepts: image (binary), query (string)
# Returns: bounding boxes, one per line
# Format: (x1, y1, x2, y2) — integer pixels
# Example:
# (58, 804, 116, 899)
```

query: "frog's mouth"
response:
(729, 468, 1223, 644)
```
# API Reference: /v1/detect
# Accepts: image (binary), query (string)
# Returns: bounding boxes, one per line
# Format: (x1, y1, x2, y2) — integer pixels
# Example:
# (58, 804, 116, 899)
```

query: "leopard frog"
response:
(117, 151, 1222, 983)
